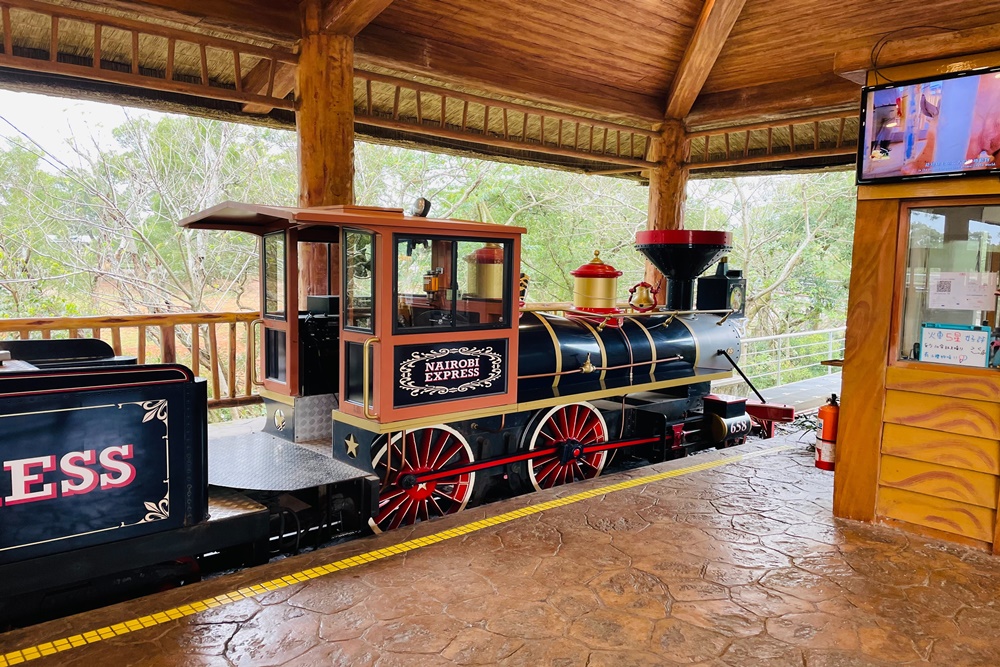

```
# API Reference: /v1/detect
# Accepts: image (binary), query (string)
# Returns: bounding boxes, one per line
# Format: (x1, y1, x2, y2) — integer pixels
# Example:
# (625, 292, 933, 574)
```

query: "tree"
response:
(687, 172, 856, 336)
(0, 115, 297, 317)
(1, 108, 857, 341)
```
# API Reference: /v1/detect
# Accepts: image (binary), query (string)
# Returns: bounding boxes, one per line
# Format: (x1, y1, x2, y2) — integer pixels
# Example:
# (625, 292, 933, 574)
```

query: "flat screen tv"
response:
(857, 67, 1000, 184)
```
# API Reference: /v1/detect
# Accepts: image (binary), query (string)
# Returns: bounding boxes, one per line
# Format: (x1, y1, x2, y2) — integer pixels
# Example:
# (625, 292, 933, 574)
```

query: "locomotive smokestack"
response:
(634, 230, 731, 310)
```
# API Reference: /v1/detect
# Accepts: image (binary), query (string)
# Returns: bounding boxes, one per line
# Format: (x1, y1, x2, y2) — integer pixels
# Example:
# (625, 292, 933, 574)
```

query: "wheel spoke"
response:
(411, 431, 428, 468)
(578, 417, 602, 442)
(556, 407, 570, 441)
(527, 403, 607, 492)
(432, 487, 462, 504)
(379, 493, 410, 526)
(371, 426, 474, 533)
(567, 405, 580, 439)
(534, 458, 562, 486)
(386, 498, 411, 530)
(427, 430, 450, 469)
(428, 494, 447, 516)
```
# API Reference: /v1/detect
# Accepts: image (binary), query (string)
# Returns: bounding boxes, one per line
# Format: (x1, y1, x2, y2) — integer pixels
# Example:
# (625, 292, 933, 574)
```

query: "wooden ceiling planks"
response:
(705, 0, 1000, 94)
(354, 23, 666, 123)
(370, 0, 701, 96)
(10, 0, 1000, 173)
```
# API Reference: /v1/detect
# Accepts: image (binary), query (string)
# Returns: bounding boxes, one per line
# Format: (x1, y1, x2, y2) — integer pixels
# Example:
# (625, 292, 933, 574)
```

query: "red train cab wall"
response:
(338, 216, 524, 428)
(180, 202, 524, 436)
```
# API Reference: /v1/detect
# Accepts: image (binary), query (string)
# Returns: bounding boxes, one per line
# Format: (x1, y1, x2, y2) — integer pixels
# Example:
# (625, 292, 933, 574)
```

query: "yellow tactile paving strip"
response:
(0, 444, 793, 666)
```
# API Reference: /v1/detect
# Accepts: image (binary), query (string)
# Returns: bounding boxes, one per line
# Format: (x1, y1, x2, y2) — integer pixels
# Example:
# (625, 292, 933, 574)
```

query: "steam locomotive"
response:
(0, 202, 790, 623)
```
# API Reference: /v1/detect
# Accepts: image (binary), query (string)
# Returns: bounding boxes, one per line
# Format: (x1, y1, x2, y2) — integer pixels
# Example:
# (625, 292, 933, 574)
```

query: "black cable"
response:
(869, 26, 958, 85)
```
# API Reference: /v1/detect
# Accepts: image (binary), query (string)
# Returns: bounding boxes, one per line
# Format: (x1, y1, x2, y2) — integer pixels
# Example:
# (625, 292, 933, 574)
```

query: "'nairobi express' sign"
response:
(394, 341, 507, 407)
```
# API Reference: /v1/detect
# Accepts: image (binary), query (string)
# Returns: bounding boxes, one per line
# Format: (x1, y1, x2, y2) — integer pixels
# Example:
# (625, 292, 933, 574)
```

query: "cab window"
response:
(344, 229, 374, 332)
(263, 232, 286, 319)
(394, 235, 511, 332)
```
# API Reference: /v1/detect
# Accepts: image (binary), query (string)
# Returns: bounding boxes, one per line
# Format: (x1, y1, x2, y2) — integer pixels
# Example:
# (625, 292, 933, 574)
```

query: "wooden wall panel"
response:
(877, 487, 995, 543)
(834, 198, 900, 521)
(881, 423, 1000, 475)
(885, 366, 1000, 402)
(883, 391, 1000, 440)
(879, 455, 999, 509)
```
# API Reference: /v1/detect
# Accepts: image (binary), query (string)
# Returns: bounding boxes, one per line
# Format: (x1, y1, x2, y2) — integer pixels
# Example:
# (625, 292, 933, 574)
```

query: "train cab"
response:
(180, 202, 525, 442)
(338, 216, 523, 427)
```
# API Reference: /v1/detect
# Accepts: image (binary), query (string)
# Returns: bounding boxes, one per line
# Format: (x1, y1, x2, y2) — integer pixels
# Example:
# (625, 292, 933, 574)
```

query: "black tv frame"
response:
(856, 65, 1000, 185)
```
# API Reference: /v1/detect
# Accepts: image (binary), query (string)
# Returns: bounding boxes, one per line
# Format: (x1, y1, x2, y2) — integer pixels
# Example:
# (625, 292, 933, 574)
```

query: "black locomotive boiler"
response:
(0, 202, 791, 622)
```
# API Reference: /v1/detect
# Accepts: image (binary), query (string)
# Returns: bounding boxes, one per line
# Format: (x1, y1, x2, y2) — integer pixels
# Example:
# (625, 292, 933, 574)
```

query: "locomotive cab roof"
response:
(179, 201, 526, 237)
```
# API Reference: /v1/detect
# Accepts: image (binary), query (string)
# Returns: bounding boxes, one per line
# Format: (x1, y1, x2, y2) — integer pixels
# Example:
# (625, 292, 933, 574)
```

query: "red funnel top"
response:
(635, 230, 731, 280)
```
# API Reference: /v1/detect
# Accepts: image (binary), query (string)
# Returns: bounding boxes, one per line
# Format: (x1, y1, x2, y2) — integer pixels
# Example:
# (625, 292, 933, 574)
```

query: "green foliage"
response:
(0, 109, 856, 340)
(0, 116, 296, 316)
(688, 173, 856, 336)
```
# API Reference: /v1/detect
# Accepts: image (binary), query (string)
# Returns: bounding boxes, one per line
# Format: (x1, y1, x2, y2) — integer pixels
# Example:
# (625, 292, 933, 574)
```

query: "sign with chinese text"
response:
(919, 323, 991, 368)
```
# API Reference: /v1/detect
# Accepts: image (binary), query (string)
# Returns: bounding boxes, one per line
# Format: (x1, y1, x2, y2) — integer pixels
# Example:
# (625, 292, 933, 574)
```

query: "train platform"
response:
(764, 372, 842, 413)
(3, 433, 1000, 667)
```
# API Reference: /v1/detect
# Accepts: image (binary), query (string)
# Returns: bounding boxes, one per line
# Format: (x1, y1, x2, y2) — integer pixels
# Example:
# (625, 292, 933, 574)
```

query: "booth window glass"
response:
(394, 235, 510, 332)
(900, 205, 1000, 368)
(344, 230, 374, 332)
(263, 232, 285, 319)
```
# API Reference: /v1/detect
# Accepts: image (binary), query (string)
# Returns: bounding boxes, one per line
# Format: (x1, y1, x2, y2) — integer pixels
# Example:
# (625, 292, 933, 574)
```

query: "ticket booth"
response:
(835, 53, 1000, 554)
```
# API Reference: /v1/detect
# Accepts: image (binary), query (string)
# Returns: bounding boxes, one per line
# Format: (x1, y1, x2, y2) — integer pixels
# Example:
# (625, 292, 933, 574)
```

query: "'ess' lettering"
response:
(2, 445, 136, 507)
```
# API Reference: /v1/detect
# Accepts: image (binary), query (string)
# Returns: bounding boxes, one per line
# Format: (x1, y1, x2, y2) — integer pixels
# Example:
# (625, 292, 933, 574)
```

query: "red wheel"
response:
(524, 402, 608, 491)
(369, 425, 476, 534)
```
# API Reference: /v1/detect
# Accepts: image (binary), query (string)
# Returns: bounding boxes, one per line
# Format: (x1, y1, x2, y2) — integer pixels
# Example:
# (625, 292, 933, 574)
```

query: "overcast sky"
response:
(0, 88, 164, 167)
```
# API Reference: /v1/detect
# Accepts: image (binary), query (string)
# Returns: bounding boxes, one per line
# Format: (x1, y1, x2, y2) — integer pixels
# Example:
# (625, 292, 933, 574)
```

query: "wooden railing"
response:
(0, 312, 261, 410)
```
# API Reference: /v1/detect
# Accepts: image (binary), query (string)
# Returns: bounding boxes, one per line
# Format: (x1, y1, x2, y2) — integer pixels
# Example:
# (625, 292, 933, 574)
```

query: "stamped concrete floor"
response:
(3, 436, 1000, 666)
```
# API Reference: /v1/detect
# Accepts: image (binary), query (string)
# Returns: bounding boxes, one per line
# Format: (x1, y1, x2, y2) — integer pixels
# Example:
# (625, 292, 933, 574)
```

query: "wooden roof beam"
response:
(241, 0, 395, 115)
(685, 73, 861, 131)
(665, 0, 747, 120)
(322, 0, 396, 36)
(834, 23, 1000, 85)
(241, 58, 297, 114)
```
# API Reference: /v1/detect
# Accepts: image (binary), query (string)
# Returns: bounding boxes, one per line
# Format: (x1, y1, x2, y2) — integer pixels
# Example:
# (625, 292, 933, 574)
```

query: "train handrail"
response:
(249, 319, 264, 387)
(362, 336, 380, 420)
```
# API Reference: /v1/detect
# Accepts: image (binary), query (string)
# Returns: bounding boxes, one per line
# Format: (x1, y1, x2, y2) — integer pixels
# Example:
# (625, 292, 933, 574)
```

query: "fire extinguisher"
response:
(815, 393, 839, 471)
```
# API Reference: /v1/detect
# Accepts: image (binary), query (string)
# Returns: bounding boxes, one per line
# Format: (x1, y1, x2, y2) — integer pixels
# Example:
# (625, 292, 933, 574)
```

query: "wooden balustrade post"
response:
(160, 325, 176, 363)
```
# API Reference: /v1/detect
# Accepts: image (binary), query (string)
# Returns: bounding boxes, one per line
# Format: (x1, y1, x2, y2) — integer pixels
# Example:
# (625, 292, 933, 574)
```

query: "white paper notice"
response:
(928, 272, 998, 310)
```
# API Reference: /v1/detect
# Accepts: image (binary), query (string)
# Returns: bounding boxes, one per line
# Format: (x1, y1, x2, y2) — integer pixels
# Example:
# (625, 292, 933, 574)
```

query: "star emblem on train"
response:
(345, 434, 359, 458)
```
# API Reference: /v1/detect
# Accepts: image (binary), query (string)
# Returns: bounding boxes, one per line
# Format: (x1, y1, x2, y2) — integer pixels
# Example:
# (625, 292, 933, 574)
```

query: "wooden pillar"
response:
(833, 198, 899, 521)
(297, 0, 353, 297)
(645, 119, 689, 284)
(298, 0, 355, 207)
